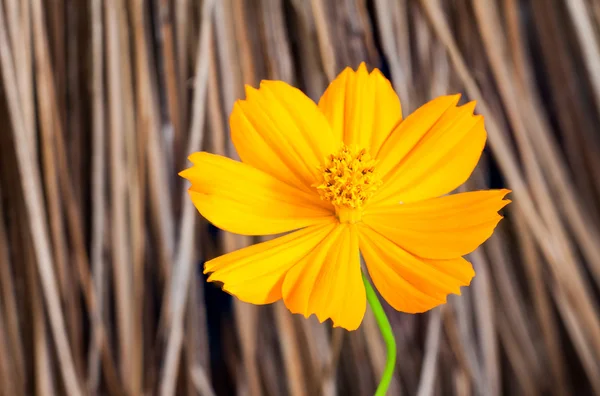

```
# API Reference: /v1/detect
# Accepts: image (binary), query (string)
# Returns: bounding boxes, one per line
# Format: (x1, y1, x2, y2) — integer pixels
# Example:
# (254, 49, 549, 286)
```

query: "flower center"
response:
(315, 144, 382, 223)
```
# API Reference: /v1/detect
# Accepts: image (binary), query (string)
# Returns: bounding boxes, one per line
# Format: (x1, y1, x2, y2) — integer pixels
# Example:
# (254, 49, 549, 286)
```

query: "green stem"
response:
(362, 272, 396, 396)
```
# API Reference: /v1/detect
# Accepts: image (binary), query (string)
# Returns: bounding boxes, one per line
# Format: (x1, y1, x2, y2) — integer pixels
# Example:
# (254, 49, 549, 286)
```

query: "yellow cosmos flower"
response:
(180, 63, 510, 331)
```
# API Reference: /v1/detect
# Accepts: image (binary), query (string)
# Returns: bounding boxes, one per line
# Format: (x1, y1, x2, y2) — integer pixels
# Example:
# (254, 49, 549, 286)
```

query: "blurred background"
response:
(1, 0, 600, 395)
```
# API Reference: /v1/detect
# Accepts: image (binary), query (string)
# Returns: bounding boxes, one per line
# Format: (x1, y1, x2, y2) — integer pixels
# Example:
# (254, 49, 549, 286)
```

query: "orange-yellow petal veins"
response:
(282, 224, 366, 330)
(363, 190, 511, 259)
(230, 80, 337, 192)
(358, 225, 475, 313)
(375, 95, 460, 176)
(180, 152, 334, 236)
(204, 221, 338, 304)
(373, 95, 486, 205)
(318, 63, 402, 153)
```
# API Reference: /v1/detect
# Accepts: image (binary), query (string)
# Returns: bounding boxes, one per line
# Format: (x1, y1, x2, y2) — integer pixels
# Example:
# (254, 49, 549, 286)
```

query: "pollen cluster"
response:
(315, 144, 382, 210)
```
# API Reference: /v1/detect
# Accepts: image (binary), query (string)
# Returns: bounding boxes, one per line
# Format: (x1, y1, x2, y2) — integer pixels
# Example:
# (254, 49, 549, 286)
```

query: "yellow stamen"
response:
(315, 144, 382, 222)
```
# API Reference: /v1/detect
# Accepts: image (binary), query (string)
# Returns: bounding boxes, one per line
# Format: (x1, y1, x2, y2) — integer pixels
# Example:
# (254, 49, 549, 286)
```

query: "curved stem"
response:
(362, 272, 396, 396)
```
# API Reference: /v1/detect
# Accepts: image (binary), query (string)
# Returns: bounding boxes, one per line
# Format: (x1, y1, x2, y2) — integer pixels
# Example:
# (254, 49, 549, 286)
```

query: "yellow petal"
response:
(359, 225, 475, 313)
(318, 63, 402, 153)
(205, 222, 338, 304)
(180, 152, 334, 235)
(282, 224, 366, 330)
(373, 96, 485, 205)
(363, 190, 511, 259)
(230, 81, 337, 192)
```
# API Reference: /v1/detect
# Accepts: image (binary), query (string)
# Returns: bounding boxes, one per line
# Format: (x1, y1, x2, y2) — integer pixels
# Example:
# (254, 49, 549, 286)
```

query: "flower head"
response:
(315, 144, 382, 211)
(180, 63, 510, 330)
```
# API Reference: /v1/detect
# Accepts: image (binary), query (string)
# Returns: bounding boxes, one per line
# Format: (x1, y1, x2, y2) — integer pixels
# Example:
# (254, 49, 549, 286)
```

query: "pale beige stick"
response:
(274, 302, 308, 396)
(115, 9, 141, 386)
(122, 0, 147, 392)
(28, 243, 57, 396)
(230, 282, 262, 396)
(185, 273, 208, 396)
(5, 0, 36, 155)
(4, 0, 20, 71)
(416, 310, 442, 396)
(87, 0, 106, 389)
(214, 0, 242, 116)
(105, 0, 134, 388)
(310, 0, 337, 80)
(468, 248, 499, 396)
(190, 365, 217, 396)
(207, 42, 226, 159)
(453, 367, 472, 396)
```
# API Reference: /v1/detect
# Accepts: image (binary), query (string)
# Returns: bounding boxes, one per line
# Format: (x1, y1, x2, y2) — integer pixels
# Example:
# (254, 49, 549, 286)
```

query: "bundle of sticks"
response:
(1, 1, 599, 395)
